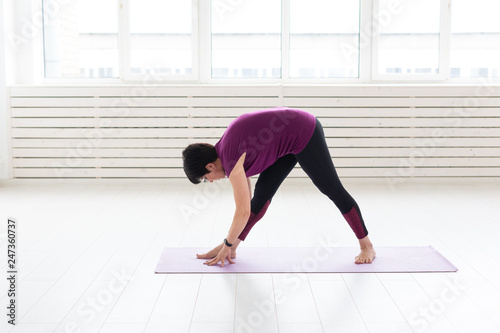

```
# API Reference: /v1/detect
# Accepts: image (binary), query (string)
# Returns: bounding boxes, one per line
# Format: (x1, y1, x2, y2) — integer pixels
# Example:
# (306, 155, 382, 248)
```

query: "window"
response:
(210, 0, 281, 78)
(289, 0, 360, 78)
(129, 0, 193, 77)
(43, 0, 119, 78)
(450, 0, 500, 78)
(375, 0, 441, 77)
(39, 0, 500, 82)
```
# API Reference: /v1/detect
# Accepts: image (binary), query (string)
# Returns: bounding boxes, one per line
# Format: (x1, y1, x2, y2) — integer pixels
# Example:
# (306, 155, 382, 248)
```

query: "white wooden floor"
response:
(0, 177, 499, 333)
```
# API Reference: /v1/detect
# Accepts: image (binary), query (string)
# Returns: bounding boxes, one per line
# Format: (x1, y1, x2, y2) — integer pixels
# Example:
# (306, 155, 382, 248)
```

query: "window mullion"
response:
(199, 0, 211, 83)
(439, 0, 452, 80)
(359, 0, 373, 81)
(370, 0, 380, 80)
(118, 0, 131, 81)
(191, 0, 199, 81)
(281, 0, 290, 80)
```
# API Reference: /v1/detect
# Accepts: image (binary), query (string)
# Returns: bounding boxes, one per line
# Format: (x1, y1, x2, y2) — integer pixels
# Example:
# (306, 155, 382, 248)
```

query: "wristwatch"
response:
(224, 238, 233, 247)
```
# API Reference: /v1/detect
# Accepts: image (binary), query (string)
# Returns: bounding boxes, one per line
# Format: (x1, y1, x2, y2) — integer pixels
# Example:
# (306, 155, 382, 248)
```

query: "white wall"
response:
(9, 0, 43, 84)
(0, 0, 42, 179)
(0, 0, 10, 179)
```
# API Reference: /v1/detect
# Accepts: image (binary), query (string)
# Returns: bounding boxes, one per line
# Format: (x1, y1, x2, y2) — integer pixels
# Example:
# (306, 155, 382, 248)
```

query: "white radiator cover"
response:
(7, 84, 500, 179)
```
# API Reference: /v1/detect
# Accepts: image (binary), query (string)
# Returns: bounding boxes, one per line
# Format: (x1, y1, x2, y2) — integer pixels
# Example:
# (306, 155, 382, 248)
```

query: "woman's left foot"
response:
(355, 247, 376, 264)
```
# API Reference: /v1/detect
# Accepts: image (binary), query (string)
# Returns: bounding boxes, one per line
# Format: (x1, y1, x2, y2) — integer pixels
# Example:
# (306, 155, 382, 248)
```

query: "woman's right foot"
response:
(355, 235, 376, 264)
(355, 246, 376, 264)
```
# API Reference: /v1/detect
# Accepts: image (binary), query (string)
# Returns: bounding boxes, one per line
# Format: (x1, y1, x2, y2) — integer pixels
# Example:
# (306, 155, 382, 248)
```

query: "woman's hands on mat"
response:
(197, 242, 235, 267)
(196, 153, 249, 268)
(196, 240, 239, 267)
(196, 243, 224, 260)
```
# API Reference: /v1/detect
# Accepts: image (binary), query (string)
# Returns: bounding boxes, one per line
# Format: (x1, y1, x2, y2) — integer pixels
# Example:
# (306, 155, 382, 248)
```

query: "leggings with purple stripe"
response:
(238, 118, 368, 241)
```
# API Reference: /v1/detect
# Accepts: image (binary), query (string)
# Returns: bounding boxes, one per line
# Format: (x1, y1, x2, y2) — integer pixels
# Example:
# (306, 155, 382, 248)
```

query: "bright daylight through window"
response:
(41, 0, 500, 81)
(289, 0, 360, 78)
(376, 0, 440, 76)
(450, 0, 500, 78)
(211, 0, 281, 78)
(43, 0, 119, 78)
(130, 0, 192, 77)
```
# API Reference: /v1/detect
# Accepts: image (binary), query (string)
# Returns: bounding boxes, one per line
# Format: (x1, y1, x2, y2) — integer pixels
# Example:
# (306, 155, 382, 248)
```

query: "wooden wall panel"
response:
(8, 85, 500, 179)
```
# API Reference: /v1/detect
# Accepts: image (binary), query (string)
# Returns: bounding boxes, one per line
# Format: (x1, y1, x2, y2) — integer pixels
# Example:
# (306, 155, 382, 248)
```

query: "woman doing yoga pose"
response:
(182, 107, 376, 267)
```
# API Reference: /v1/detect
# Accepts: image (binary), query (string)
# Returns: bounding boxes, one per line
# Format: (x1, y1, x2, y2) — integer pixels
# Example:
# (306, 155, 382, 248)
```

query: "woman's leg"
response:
(295, 119, 368, 239)
(295, 119, 375, 263)
(238, 154, 297, 241)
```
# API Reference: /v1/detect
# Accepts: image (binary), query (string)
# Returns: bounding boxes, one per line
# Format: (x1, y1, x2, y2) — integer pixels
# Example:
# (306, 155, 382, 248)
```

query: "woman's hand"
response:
(203, 245, 235, 268)
(196, 243, 224, 260)
(197, 240, 240, 262)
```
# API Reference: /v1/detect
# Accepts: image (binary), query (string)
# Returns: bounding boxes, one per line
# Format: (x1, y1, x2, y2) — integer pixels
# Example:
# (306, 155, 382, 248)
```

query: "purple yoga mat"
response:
(155, 246, 457, 274)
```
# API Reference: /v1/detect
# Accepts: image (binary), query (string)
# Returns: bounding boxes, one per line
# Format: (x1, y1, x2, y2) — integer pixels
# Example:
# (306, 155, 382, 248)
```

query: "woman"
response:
(182, 107, 375, 267)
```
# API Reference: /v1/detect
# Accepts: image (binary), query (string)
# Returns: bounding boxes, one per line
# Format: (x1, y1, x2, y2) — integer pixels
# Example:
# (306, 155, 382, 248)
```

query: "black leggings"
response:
(238, 118, 368, 241)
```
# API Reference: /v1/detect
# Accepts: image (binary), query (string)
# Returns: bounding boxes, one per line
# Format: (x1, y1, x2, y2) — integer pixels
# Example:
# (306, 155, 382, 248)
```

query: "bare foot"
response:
(355, 236, 376, 264)
(355, 247, 376, 264)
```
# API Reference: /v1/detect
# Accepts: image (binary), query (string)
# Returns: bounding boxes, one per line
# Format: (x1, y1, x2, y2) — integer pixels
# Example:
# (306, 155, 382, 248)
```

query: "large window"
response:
(375, 0, 441, 78)
(450, 0, 500, 78)
(40, 0, 500, 82)
(129, 0, 193, 77)
(211, 0, 281, 78)
(289, 0, 360, 78)
(43, 0, 119, 78)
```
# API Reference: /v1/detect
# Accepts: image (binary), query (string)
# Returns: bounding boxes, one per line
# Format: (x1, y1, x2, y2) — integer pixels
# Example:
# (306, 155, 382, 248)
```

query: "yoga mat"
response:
(155, 246, 457, 274)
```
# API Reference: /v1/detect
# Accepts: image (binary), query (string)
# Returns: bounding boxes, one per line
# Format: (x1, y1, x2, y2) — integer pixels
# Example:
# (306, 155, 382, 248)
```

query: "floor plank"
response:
(0, 178, 499, 333)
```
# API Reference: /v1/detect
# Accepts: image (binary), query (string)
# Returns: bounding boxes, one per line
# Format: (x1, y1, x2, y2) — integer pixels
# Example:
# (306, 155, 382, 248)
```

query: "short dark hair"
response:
(182, 143, 218, 184)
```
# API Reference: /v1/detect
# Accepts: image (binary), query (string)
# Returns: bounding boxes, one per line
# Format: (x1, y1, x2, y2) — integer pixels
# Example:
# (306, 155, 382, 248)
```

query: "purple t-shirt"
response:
(214, 107, 316, 178)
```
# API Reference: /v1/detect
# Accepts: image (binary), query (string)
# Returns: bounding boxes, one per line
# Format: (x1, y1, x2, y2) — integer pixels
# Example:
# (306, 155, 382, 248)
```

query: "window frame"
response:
(121, 0, 199, 82)
(371, 0, 450, 81)
(206, 0, 365, 84)
(37, 0, 500, 84)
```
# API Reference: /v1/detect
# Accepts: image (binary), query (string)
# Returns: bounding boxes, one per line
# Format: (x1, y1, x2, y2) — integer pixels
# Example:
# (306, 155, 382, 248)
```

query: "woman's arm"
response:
(227, 153, 250, 244)
(205, 153, 250, 267)
(226, 153, 251, 244)
(247, 177, 252, 201)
